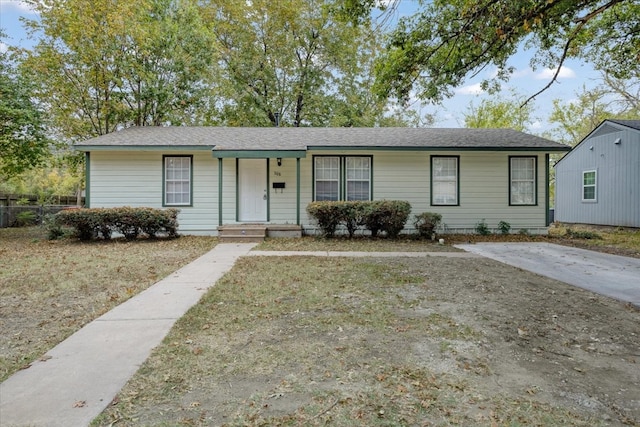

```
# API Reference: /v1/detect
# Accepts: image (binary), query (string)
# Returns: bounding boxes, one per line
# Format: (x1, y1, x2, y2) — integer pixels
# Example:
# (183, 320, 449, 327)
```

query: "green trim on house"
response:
(308, 146, 570, 152)
(430, 155, 460, 207)
(218, 158, 223, 227)
(162, 155, 193, 208)
(76, 145, 212, 152)
(213, 150, 307, 159)
(296, 158, 301, 225)
(545, 154, 550, 226)
(508, 155, 538, 206)
(235, 158, 239, 222)
(312, 155, 373, 201)
(84, 152, 90, 207)
(266, 159, 271, 222)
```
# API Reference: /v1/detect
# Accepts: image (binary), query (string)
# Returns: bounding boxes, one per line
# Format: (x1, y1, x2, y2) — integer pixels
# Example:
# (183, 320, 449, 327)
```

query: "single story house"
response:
(555, 119, 640, 228)
(74, 127, 569, 236)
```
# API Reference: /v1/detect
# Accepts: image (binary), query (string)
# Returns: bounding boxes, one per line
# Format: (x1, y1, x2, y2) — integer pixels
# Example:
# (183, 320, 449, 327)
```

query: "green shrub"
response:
(498, 220, 511, 235)
(306, 202, 344, 237)
(475, 219, 491, 235)
(14, 210, 37, 227)
(43, 214, 68, 240)
(341, 201, 367, 238)
(307, 200, 411, 238)
(54, 207, 180, 241)
(362, 200, 411, 238)
(413, 212, 442, 238)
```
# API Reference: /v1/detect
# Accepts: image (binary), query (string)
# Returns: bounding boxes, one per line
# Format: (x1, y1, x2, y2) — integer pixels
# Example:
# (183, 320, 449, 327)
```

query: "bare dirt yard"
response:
(93, 254, 639, 426)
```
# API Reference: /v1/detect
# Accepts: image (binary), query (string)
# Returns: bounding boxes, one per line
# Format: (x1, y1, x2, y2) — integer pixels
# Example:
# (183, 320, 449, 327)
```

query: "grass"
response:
(91, 256, 605, 426)
(255, 235, 462, 252)
(255, 225, 640, 259)
(548, 223, 640, 257)
(3, 225, 638, 425)
(0, 227, 217, 382)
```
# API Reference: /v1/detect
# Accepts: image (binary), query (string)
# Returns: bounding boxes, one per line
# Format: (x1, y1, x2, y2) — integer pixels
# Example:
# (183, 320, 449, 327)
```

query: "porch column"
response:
(218, 157, 223, 227)
(296, 157, 301, 226)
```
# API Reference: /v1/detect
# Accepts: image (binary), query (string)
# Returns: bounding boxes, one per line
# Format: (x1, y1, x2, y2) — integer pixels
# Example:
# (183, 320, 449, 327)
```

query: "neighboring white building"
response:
(75, 127, 569, 235)
(555, 119, 640, 228)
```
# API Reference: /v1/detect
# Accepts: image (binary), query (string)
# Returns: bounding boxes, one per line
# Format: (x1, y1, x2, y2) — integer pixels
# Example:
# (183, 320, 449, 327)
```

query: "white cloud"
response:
(455, 83, 484, 95)
(0, 0, 36, 13)
(530, 121, 543, 130)
(0, 41, 7, 53)
(535, 66, 577, 80)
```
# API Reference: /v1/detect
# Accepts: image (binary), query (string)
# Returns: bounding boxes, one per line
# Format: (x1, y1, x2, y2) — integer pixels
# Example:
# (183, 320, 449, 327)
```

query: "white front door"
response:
(238, 159, 267, 222)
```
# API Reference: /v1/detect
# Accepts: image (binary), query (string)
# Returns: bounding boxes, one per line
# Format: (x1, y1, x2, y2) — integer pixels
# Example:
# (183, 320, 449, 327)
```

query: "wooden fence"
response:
(0, 194, 84, 228)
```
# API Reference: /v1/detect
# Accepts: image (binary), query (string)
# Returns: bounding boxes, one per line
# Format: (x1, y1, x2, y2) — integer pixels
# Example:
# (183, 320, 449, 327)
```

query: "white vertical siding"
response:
(555, 128, 640, 227)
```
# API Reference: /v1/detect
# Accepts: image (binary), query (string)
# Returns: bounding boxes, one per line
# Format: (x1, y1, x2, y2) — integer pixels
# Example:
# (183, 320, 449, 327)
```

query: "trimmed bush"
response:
(365, 200, 411, 238)
(307, 200, 411, 238)
(306, 202, 342, 237)
(414, 212, 442, 238)
(54, 207, 180, 241)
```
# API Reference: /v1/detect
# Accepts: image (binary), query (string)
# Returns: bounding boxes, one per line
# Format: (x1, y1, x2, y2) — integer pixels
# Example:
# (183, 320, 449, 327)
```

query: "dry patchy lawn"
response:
(93, 256, 640, 426)
(0, 227, 217, 382)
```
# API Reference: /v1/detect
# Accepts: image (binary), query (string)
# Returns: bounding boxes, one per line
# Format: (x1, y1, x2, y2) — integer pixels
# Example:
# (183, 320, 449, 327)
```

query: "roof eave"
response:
(74, 145, 214, 152)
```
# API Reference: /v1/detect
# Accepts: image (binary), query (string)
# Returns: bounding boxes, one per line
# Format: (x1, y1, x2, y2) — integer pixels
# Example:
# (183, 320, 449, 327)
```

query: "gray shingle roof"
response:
(74, 126, 569, 151)
(608, 119, 640, 131)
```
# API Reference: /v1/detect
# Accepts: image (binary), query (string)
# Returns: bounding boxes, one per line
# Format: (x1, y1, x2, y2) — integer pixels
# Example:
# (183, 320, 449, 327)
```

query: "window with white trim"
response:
(510, 156, 536, 205)
(582, 170, 597, 201)
(431, 156, 458, 205)
(313, 156, 371, 201)
(164, 156, 192, 206)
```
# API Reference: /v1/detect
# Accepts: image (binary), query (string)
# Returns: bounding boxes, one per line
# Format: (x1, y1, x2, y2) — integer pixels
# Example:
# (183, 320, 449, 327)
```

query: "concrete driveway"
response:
(455, 242, 640, 308)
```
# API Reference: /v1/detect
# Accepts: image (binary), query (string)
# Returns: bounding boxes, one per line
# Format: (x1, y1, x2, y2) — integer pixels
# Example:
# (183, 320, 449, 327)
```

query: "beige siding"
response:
(89, 149, 549, 235)
(299, 150, 548, 234)
(89, 151, 219, 235)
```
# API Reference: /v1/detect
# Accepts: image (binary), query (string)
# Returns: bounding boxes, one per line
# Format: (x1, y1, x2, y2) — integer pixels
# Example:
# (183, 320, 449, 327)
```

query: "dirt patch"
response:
(94, 256, 640, 426)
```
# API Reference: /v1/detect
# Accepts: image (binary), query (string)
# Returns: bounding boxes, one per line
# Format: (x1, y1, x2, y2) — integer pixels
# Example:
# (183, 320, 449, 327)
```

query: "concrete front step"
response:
(217, 224, 303, 241)
(218, 225, 266, 242)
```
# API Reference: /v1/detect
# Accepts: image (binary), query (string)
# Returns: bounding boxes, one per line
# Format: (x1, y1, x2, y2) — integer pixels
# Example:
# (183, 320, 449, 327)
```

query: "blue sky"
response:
(0, 0, 599, 130)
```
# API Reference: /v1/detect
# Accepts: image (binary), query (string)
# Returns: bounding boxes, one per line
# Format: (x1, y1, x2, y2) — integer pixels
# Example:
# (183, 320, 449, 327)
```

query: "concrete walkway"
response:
(0, 243, 257, 427)
(456, 242, 640, 308)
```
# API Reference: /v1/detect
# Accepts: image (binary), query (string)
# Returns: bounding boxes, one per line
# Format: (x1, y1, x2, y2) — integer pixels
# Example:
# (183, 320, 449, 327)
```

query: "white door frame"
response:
(238, 159, 268, 222)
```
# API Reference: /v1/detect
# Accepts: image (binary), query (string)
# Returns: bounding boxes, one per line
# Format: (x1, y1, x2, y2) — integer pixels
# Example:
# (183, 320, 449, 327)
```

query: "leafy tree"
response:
(202, 0, 413, 127)
(371, 0, 640, 105)
(546, 74, 640, 146)
(21, 0, 215, 139)
(463, 91, 535, 131)
(0, 42, 52, 177)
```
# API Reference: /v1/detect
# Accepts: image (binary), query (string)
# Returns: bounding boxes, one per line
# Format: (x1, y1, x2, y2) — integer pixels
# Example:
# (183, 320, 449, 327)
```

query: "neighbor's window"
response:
(314, 156, 371, 201)
(164, 155, 192, 206)
(510, 156, 537, 205)
(582, 170, 597, 201)
(431, 156, 459, 205)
